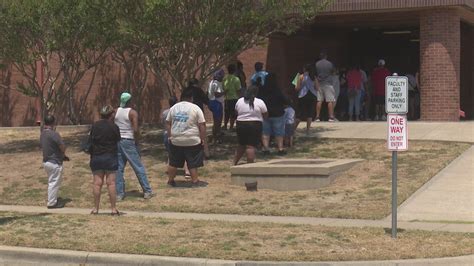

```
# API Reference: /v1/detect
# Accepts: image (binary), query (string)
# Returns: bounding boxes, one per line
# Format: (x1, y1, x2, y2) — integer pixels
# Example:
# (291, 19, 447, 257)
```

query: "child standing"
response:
(284, 104, 295, 148)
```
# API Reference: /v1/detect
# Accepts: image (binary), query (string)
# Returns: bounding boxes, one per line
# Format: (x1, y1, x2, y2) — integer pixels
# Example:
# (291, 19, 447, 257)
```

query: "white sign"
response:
(387, 114, 408, 151)
(385, 76, 408, 114)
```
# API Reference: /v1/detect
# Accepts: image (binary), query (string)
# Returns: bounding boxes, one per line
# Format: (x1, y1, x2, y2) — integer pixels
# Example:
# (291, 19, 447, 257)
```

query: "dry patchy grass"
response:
(0, 127, 469, 219)
(0, 211, 472, 261)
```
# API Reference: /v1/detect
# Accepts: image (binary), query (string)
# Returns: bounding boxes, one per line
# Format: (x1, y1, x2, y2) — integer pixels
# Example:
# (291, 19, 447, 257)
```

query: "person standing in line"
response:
(233, 85, 268, 165)
(162, 96, 191, 178)
(89, 105, 121, 215)
(187, 78, 208, 112)
(295, 64, 319, 134)
(259, 73, 288, 155)
(346, 65, 363, 121)
(283, 103, 296, 148)
(315, 51, 336, 122)
(40, 115, 67, 209)
(371, 59, 391, 121)
(223, 64, 240, 131)
(359, 66, 369, 120)
(115, 92, 155, 201)
(208, 69, 225, 144)
(166, 88, 209, 186)
(250, 62, 268, 86)
(236, 61, 247, 97)
(330, 68, 341, 121)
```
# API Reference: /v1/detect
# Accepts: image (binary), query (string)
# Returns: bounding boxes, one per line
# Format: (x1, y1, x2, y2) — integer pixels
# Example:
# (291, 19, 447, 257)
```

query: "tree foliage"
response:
(0, 0, 116, 124)
(0, 0, 331, 124)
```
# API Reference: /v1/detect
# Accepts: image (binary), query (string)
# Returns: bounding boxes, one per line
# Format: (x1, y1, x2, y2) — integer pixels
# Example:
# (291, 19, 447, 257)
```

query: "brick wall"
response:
(420, 8, 461, 121)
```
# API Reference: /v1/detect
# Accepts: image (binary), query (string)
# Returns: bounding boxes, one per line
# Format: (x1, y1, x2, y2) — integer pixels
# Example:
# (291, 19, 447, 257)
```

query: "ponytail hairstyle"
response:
(244, 85, 258, 110)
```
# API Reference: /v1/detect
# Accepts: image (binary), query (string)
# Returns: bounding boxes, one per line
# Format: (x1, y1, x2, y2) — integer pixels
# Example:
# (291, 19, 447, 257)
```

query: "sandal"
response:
(111, 210, 121, 216)
(90, 209, 98, 215)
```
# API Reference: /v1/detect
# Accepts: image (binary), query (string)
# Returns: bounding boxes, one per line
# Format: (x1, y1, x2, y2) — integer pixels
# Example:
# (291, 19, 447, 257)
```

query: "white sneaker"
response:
(315, 118, 321, 122)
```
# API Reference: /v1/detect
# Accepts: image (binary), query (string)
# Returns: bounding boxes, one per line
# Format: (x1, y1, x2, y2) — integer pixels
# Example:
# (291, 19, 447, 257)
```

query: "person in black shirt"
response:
(259, 73, 288, 155)
(187, 78, 209, 111)
(89, 105, 121, 215)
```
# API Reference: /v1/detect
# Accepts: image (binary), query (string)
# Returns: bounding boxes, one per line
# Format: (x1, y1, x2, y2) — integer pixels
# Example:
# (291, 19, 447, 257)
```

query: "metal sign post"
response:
(385, 74, 408, 239)
(391, 150, 397, 238)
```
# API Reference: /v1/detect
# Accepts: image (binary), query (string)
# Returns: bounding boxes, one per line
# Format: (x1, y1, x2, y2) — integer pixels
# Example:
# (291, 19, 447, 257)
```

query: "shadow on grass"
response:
(0, 212, 50, 225)
(0, 129, 90, 155)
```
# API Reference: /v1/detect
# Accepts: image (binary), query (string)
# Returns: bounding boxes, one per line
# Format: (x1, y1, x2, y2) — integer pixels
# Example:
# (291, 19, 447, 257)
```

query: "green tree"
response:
(119, 0, 332, 96)
(0, 0, 116, 125)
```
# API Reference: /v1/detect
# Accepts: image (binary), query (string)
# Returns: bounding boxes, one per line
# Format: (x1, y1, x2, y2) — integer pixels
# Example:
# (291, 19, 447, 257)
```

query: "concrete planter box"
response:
(230, 158, 362, 191)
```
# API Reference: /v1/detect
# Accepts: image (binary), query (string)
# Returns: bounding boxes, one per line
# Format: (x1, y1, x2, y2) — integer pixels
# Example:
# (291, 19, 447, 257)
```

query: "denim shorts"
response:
(262, 115, 285, 137)
(285, 123, 295, 137)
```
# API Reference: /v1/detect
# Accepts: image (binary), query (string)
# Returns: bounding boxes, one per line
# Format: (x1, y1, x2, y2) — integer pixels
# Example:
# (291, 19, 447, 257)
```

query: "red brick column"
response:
(420, 9, 460, 121)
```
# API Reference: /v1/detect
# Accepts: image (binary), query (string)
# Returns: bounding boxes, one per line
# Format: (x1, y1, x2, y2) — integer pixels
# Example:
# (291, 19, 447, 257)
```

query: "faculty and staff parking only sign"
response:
(387, 114, 408, 151)
(385, 76, 408, 114)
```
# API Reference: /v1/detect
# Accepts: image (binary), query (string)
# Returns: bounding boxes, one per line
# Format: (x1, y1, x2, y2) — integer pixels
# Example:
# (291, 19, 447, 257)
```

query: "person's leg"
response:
(348, 96, 355, 120)
(188, 168, 199, 183)
(167, 143, 184, 186)
(92, 172, 105, 213)
(167, 166, 178, 182)
(45, 162, 63, 207)
(105, 172, 118, 213)
(328, 102, 335, 119)
(261, 119, 271, 152)
(233, 145, 246, 165)
(289, 136, 293, 147)
(120, 139, 153, 195)
(246, 145, 256, 163)
(273, 116, 285, 152)
(355, 90, 361, 121)
(223, 100, 230, 130)
(316, 101, 322, 120)
(115, 142, 127, 198)
(184, 162, 190, 177)
(229, 100, 237, 130)
(276, 136, 284, 152)
(262, 135, 270, 151)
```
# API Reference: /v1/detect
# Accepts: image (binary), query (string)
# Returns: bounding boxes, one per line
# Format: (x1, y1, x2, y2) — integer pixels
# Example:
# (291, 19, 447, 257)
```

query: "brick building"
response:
(0, 0, 473, 126)
(239, 0, 474, 121)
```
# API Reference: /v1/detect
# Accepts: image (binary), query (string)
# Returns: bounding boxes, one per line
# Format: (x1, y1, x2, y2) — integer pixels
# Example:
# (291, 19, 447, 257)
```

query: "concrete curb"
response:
(1, 246, 474, 266)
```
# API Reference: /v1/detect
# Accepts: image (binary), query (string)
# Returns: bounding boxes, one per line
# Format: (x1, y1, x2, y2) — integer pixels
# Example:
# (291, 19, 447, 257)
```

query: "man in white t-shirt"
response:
(165, 88, 209, 186)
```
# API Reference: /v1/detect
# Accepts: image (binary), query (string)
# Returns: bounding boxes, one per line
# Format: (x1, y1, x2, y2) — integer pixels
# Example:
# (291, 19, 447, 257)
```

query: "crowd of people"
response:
(39, 51, 421, 214)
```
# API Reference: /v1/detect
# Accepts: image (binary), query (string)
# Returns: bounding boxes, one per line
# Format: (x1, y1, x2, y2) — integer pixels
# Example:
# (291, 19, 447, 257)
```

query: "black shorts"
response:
(224, 99, 238, 118)
(169, 143, 204, 169)
(236, 121, 262, 147)
(90, 153, 118, 172)
(297, 93, 316, 120)
(375, 95, 385, 105)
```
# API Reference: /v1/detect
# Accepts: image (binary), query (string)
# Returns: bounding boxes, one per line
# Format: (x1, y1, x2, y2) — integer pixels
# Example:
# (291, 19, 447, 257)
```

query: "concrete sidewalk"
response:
(1, 245, 473, 266)
(396, 145, 474, 222)
(0, 204, 471, 233)
(299, 121, 474, 143)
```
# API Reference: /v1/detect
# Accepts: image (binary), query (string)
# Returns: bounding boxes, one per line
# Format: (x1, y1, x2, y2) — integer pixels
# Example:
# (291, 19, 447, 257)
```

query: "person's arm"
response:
(198, 122, 209, 157)
(129, 109, 140, 143)
(295, 75, 303, 92)
(166, 120, 172, 140)
(57, 134, 68, 161)
(314, 78, 320, 91)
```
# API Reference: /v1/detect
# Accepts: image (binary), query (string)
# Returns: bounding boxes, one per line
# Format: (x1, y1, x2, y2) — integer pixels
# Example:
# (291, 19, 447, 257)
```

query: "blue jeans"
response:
(348, 90, 362, 117)
(116, 139, 152, 197)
